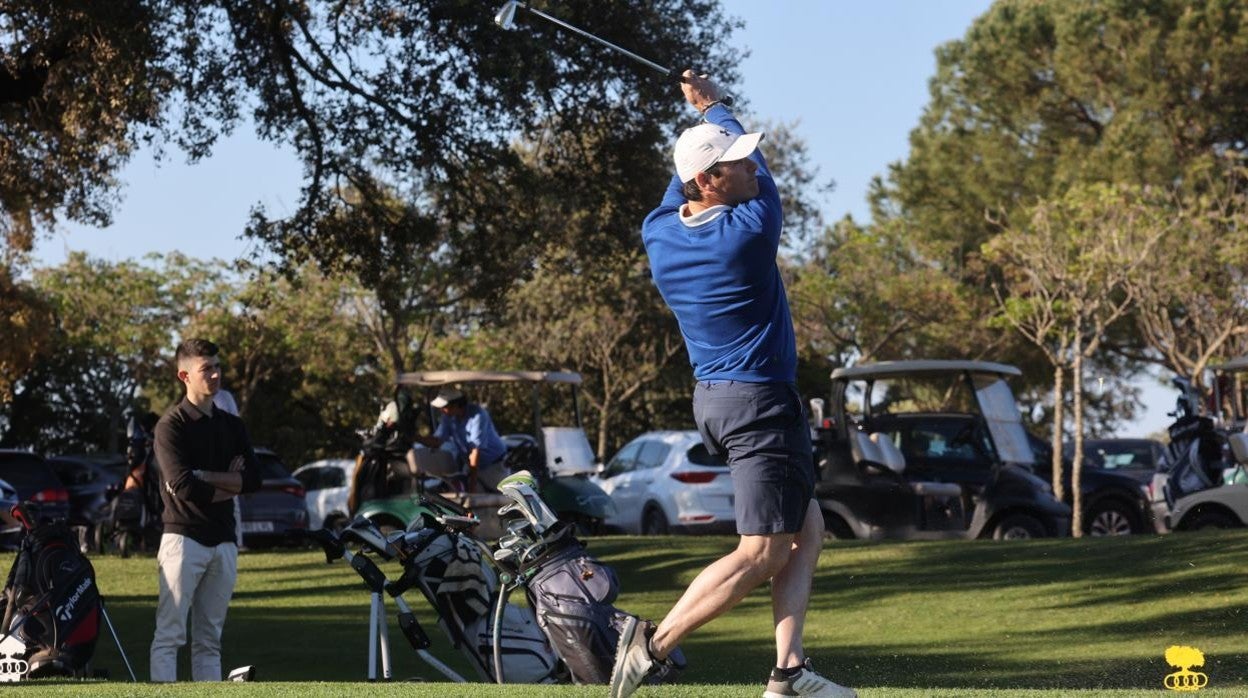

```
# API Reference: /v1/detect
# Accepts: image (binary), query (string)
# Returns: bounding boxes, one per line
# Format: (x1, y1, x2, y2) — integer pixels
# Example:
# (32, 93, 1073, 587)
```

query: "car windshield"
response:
(848, 371, 1034, 466)
(1074, 441, 1157, 470)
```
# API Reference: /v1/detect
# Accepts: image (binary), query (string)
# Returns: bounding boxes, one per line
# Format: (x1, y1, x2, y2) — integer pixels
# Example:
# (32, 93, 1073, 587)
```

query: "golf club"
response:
(494, 1, 733, 106)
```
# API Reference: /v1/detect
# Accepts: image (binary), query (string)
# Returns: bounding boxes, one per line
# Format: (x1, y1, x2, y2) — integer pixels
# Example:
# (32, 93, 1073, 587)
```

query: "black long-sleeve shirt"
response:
(154, 397, 262, 546)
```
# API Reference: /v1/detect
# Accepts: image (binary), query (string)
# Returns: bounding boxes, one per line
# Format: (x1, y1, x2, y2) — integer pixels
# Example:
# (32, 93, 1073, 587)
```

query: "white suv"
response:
(594, 431, 735, 535)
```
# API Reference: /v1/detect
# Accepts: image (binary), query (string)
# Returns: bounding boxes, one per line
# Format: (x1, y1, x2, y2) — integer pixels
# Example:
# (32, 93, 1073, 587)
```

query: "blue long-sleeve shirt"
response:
(641, 104, 796, 383)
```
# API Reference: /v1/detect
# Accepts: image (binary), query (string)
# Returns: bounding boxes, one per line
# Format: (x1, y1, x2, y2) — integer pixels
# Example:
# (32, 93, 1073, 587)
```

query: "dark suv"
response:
(1032, 436, 1153, 536)
(814, 360, 1071, 541)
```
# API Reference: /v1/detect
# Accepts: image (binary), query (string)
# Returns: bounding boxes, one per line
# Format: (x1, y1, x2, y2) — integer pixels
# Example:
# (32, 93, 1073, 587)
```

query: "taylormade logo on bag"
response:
(55, 577, 93, 622)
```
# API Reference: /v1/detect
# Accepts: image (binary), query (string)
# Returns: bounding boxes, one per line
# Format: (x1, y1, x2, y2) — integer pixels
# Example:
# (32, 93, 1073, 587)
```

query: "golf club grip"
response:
(674, 73, 734, 107)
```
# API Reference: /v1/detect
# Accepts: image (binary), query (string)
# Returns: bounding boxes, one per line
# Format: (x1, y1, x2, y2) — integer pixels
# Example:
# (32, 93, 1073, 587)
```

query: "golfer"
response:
(609, 73, 856, 698)
(150, 338, 261, 681)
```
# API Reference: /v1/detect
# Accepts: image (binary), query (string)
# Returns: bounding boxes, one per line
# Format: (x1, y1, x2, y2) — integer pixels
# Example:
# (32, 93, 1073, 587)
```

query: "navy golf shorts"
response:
(692, 381, 815, 535)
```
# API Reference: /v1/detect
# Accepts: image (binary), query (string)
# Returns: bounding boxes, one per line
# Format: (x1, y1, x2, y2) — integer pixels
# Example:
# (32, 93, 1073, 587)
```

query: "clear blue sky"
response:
(29, 0, 1174, 437)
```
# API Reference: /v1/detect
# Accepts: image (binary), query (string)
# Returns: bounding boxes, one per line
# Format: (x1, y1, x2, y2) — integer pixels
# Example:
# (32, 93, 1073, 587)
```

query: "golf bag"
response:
(494, 471, 684, 685)
(399, 525, 560, 683)
(1, 515, 101, 678)
(522, 537, 630, 684)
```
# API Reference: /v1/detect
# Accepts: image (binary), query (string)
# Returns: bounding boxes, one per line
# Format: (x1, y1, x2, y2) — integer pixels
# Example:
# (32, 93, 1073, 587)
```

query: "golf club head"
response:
(497, 470, 560, 534)
(301, 528, 345, 563)
(341, 516, 396, 560)
(494, 0, 518, 29)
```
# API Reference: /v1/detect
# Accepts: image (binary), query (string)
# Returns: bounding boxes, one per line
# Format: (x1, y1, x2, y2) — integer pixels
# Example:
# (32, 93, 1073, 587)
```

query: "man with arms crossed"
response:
(609, 74, 856, 698)
(150, 338, 261, 681)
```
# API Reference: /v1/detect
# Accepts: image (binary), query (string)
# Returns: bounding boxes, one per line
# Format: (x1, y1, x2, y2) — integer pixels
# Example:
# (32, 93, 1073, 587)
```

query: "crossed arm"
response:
(196, 456, 248, 502)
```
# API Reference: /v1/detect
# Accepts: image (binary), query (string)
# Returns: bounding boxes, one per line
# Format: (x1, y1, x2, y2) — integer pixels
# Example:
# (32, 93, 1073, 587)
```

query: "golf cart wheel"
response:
(1085, 500, 1140, 537)
(1183, 509, 1238, 531)
(118, 531, 131, 559)
(641, 506, 669, 536)
(992, 513, 1046, 540)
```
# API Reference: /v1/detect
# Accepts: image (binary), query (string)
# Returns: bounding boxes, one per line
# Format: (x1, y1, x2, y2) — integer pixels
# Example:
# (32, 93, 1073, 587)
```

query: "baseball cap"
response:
(430, 387, 465, 409)
(674, 123, 764, 183)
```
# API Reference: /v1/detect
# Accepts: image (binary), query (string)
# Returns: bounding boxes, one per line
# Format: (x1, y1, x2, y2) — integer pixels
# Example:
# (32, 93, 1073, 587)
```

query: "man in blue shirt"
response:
(609, 73, 855, 698)
(416, 388, 507, 491)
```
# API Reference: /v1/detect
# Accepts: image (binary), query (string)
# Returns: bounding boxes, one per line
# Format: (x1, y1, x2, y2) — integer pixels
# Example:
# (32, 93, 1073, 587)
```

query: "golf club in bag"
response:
(493, 1, 733, 106)
(0, 504, 135, 682)
(490, 471, 685, 685)
(302, 508, 560, 683)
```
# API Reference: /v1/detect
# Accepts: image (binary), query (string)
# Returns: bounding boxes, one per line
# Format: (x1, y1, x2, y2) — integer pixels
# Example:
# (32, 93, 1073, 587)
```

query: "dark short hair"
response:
(175, 338, 219, 365)
(681, 163, 722, 202)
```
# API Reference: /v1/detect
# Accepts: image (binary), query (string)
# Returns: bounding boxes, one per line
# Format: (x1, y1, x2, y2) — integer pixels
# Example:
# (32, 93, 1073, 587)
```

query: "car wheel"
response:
(641, 506, 669, 536)
(821, 512, 856, 540)
(1085, 501, 1140, 537)
(992, 513, 1046, 540)
(1183, 509, 1238, 531)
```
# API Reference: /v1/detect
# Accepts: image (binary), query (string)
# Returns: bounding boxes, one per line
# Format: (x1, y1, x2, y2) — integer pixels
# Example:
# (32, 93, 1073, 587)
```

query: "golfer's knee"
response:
(740, 541, 792, 578)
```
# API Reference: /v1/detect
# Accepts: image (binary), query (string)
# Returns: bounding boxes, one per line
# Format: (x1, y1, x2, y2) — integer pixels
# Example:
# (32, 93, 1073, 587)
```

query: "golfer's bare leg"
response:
(771, 501, 823, 668)
(649, 532, 793, 659)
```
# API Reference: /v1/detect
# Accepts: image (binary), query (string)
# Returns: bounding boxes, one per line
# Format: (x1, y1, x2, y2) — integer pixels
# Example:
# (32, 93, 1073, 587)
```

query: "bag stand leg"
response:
(367, 592, 392, 681)
(377, 594, 392, 681)
(99, 598, 136, 682)
(492, 582, 512, 684)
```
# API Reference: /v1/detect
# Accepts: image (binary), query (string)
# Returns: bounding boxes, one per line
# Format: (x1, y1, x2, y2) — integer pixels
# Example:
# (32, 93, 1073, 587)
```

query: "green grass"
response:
(13, 531, 1248, 695)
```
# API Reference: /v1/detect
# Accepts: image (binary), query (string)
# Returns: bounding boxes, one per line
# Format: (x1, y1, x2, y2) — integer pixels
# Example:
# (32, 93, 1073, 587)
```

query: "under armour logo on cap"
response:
(673, 123, 765, 183)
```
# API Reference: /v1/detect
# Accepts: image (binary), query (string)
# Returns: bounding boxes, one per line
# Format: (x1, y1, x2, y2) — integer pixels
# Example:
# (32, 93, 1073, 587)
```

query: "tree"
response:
(185, 262, 383, 465)
(499, 249, 688, 459)
(0, 267, 52, 403)
(2, 0, 743, 272)
(984, 183, 1169, 534)
(1124, 167, 1248, 391)
(3, 252, 201, 453)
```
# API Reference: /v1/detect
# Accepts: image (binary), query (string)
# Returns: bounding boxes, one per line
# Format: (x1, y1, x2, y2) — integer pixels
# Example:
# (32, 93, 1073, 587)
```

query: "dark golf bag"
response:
(1, 517, 101, 678)
(522, 537, 631, 684)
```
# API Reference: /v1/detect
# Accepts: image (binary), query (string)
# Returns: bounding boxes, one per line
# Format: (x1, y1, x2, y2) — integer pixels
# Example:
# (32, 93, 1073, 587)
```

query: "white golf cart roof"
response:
(395, 370, 582, 386)
(1211, 356, 1248, 372)
(831, 360, 1022, 381)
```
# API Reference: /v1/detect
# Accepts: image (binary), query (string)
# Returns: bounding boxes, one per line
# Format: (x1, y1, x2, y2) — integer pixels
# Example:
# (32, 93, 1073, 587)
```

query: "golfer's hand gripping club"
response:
(678, 71, 734, 108)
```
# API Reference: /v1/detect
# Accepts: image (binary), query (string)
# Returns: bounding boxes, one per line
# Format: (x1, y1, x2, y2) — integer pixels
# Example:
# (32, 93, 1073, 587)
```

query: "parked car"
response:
(1063, 438, 1164, 482)
(46, 453, 127, 537)
(291, 458, 356, 530)
(1032, 436, 1153, 536)
(0, 450, 71, 523)
(238, 448, 309, 545)
(594, 430, 735, 535)
(815, 360, 1071, 541)
(0, 478, 21, 549)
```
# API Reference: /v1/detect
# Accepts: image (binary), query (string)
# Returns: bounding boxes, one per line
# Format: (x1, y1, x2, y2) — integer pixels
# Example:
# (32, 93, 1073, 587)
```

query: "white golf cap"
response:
(674, 123, 764, 183)
(429, 387, 465, 409)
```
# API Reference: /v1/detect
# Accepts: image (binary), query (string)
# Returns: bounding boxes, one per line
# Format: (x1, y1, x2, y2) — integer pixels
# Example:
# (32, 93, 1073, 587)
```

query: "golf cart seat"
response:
(869, 432, 962, 499)
(849, 429, 888, 472)
(1230, 433, 1248, 465)
(412, 447, 459, 478)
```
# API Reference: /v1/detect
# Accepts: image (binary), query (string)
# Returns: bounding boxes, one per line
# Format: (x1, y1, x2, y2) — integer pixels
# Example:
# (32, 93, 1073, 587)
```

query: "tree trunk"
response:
(596, 397, 611, 462)
(1050, 364, 1065, 503)
(1071, 345, 1085, 538)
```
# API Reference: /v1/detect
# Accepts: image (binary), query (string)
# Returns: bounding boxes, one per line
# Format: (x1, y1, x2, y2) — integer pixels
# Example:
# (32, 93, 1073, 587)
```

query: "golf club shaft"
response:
(523, 5, 673, 77)
(99, 600, 137, 682)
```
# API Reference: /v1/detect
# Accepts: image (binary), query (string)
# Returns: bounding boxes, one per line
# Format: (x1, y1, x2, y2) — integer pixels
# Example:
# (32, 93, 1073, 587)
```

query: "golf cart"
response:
(1149, 356, 1248, 532)
(814, 360, 1071, 540)
(354, 371, 615, 535)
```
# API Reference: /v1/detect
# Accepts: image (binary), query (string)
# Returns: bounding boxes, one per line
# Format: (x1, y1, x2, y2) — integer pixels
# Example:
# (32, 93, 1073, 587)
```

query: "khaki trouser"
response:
(150, 533, 238, 682)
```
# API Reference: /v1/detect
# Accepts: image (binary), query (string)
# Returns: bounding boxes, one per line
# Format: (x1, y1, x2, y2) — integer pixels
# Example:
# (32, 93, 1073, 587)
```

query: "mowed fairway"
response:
(12, 530, 1248, 696)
